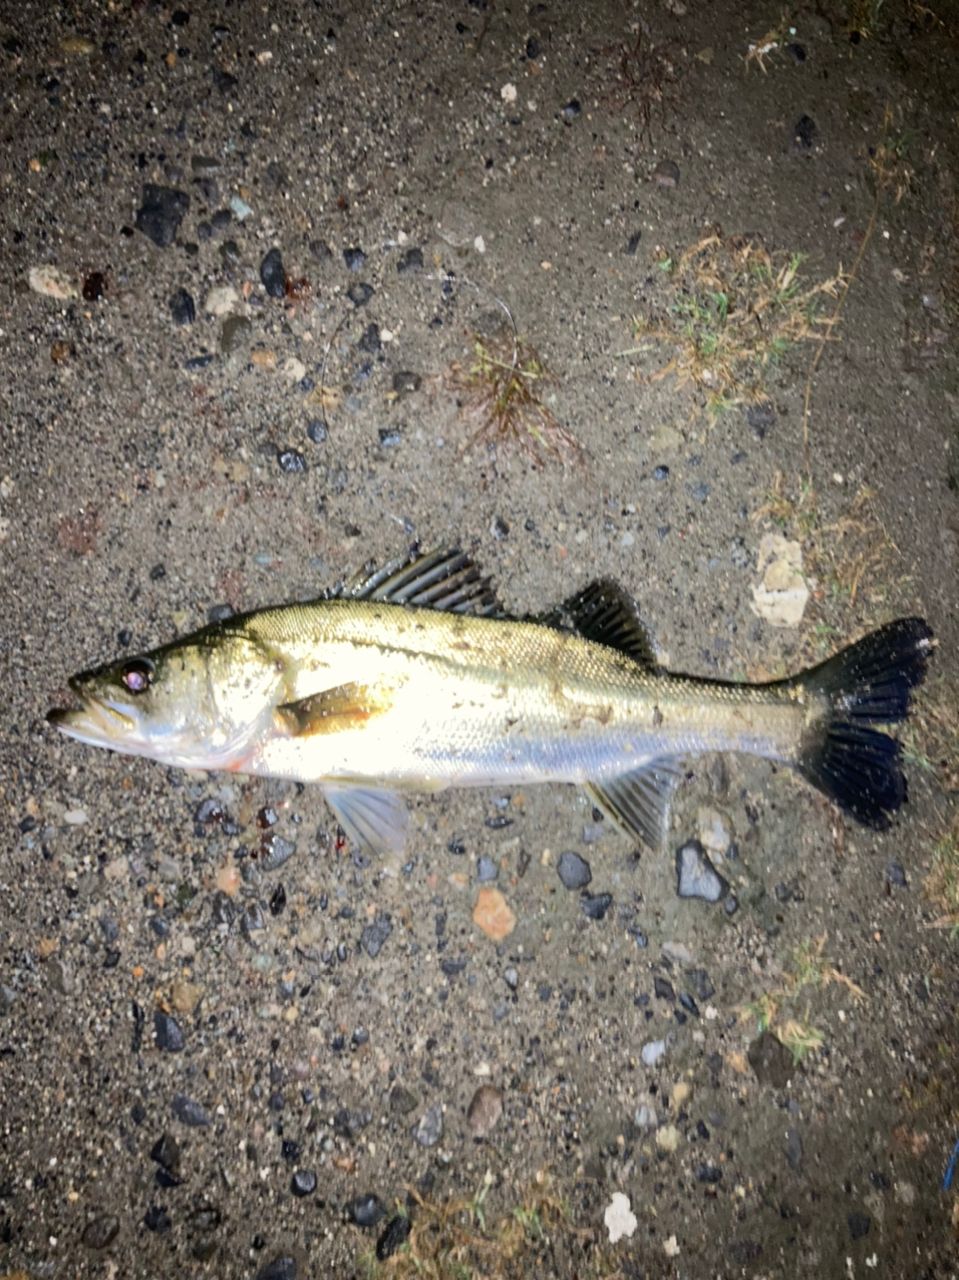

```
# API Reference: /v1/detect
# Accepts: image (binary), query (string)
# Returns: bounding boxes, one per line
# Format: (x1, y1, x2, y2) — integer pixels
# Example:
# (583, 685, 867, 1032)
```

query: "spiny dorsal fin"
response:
(586, 757, 684, 851)
(551, 579, 658, 667)
(335, 547, 504, 617)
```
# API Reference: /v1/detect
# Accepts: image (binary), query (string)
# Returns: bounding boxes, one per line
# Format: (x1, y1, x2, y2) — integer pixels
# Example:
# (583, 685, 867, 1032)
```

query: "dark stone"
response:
(83, 271, 106, 302)
(580, 891, 612, 920)
(476, 855, 498, 882)
(652, 465, 669, 481)
(343, 247, 366, 272)
(82, 1214, 119, 1249)
(350, 1193, 385, 1227)
(747, 1030, 793, 1088)
(794, 115, 817, 148)
(153, 1010, 184, 1052)
(397, 247, 423, 274)
(361, 915, 392, 958)
(260, 833, 295, 871)
(746, 400, 775, 438)
(378, 428, 402, 448)
(150, 1132, 181, 1173)
(307, 419, 328, 443)
(653, 975, 675, 1002)
(786, 42, 806, 61)
(886, 861, 907, 887)
(561, 98, 581, 122)
(376, 1214, 411, 1260)
(135, 184, 189, 247)
(392, 370, 421, 394)
(277, 448, 307, 474)
(143, 1204, 171, 1233)
(260, 247, 286, 298)
(626, 230, 642, 254)
(358, 322, 381, 354)
(255, 1257, 298, 1280)
(556, 851, 591, 890)
(269, 883, 287, 916)
(526, 36, 541, 58)
(696, 1164, 722, 1184)
(291, 1169, 317, 1197)
(347, 282, 374, 306)
(172, 1093, 210, 1127)
(848, 1211, 871, 1240)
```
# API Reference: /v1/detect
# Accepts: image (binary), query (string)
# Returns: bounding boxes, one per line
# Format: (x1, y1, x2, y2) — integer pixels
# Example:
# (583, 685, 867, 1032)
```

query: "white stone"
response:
(604, 1192, 637, 1244)
(751, 533, 809, 627)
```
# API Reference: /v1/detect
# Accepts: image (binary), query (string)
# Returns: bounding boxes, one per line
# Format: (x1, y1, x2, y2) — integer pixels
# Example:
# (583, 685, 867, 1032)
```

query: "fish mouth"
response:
(47, 680, 137, 748)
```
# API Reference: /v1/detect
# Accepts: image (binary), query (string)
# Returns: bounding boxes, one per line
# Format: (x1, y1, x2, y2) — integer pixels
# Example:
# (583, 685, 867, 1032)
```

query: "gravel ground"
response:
(1, 1, 957, 1277)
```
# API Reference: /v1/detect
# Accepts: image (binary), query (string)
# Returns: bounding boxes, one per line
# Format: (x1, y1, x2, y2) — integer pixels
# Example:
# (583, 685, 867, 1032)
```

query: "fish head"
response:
(47, 626, 286, 770)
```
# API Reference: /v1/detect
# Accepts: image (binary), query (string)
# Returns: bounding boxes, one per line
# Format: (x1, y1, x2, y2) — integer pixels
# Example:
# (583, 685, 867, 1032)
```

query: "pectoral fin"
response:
(324, 785, 408, 855)
(276, 681, 395, 737)
(586, 758, 684, 851)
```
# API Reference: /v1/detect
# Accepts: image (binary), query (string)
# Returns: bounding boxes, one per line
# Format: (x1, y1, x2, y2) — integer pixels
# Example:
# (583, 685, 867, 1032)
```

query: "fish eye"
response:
(120, 658, 154, 693)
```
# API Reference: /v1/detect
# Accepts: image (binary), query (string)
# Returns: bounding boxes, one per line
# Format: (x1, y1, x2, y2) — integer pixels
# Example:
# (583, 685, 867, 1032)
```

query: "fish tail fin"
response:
(794, 617, 934, 829)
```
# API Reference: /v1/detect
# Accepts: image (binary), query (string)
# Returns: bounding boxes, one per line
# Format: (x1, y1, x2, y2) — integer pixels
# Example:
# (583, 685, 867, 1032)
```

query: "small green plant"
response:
(743, 935, 866, 1061)
(362, 1170, 584, 1278)
(449, 330, 584, 466)
(624, 234, 843, 415)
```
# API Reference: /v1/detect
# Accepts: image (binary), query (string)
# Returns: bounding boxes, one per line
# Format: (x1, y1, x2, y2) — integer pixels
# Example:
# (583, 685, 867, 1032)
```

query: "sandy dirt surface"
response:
(1, 1, 957, 1276)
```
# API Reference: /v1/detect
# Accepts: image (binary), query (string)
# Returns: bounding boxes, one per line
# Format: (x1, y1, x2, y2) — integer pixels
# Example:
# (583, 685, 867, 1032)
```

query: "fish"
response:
(47, 546, 934, 855)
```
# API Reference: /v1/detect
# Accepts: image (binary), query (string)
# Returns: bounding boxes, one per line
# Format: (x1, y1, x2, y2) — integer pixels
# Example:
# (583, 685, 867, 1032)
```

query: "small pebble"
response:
(466, 1084, 503, 1137)
(277, 448, 307, 474)
(747, 1029, 793, 1088)
(358, 322, 382, 354)
(135, 184, 189, 247)
(171, 1093, 210, 1127)
(654, 975, 675, 1002)
(641, 1039, 666, 1067)
(392, 370, 421, 394)
(886, 861, 907, 888)
(561, 98, 581, 123)
(847, 1211, 871, 1240)
(397, 247, 423, 274)
(361, 915, 392, 958)
(634, 1103, 657, 1129)
(343, 247, 366, 272)
(580, 891, 612, 920)
(255, 1259, 297, 1280)
(786, 42, 806, 62)
(169, 288, 195, 325)
(348, 282, 374, 306)
(307, 419, 328, 443)
(260, 247, 286, 298)
(476, 855, 498, 883)
(556, 850, 592, 890)
(652, 465, 669, 481)
(676, 840, 727, 903)
(376, 1216, 411, 1261)
(793, 115, 817, 148)
(697, 1163, 722, 1184)
(652, 159, 680, 188)
(153, 1010, 185, 1052)
(350, 1194, 385, 1228)
(414, 1103, 443, 1147)
(82, 1214, 120, 1249)
(378, 427, 402, 448)
(291, 1169, 317, 1197)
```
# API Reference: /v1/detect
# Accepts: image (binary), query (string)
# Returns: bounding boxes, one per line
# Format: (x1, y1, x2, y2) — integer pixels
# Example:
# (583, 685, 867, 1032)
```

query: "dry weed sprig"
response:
(448, 330, 584, 467)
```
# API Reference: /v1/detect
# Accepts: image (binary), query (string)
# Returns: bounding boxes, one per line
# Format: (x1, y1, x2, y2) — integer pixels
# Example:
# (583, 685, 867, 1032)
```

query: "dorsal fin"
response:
(550, 579, 658, 667)
(335, 547, 504, 617)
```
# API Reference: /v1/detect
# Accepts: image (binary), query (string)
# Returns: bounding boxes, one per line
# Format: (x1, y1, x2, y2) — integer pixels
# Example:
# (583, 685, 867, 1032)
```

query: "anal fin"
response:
(324, 785, 409, 855)
(586, 758, 684, 851)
